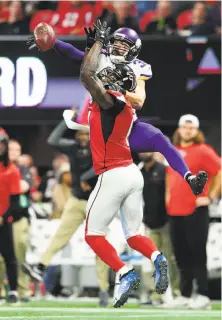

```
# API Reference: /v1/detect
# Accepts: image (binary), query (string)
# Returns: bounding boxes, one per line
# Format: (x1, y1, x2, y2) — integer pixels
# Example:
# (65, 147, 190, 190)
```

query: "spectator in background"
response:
(0, 130, 20, 304)
(0, 0, 30, 35)
(0, 1, 10, 23)
(170, 1, 194, 18)
(165, 114, 221, 309)
(100, 1, 140, 34)
(51, 162, 72, 219)
(138, 152, 179, 305)
(19, 154, 33, 168)
(136, 0, 157, 19)
(206, 1, 221, 34)
(52, 0, 103, 35)
(183, 2, 215, 35)
(0, 139, 32, 302)
(32, 154, 68, 203)
(140, 1, 177, 35)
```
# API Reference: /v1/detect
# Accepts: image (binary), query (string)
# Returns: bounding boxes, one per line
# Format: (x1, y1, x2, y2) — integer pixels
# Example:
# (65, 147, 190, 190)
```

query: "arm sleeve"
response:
(80, 167, 96, 181)
(47, 120, 77, 153)
(54, 40, 85, 61)
(3, 194, 20, 222)
(201, 145, 221, 176)
(10, 167, 21, 195)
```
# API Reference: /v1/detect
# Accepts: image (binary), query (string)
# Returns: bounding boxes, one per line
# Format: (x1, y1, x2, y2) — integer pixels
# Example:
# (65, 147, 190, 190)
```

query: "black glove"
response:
(26, 36, 39, 51)
(84, 27, 96, 50)
(108, 81, 126, 95)
(93, 19, 111, 46)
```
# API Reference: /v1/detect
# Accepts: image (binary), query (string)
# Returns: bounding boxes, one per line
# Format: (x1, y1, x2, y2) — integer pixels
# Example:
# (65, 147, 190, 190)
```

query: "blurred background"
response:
(0, 0, 221, 306)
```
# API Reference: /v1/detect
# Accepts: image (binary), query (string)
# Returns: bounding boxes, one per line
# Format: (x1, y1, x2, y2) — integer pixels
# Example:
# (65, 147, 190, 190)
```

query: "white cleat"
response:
(188, 295, 211, 310)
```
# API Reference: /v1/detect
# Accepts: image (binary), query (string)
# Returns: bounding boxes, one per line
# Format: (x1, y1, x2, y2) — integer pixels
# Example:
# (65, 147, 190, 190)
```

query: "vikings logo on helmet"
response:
(108, 27, 142, 64)
(98, 64, 136, 92)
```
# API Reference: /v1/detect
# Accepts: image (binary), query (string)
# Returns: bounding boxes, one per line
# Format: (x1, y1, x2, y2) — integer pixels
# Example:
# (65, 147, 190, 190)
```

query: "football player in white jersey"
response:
(96, 28, 152, 111)
(28, 24, 208, 196)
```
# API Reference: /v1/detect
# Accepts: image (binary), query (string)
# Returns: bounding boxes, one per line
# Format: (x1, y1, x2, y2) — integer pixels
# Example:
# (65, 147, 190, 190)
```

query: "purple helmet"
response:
(108, 27, 142, 64)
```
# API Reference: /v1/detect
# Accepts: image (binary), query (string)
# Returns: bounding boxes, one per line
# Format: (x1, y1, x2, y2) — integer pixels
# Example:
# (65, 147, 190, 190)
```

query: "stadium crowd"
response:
(0, 0, 221, 36)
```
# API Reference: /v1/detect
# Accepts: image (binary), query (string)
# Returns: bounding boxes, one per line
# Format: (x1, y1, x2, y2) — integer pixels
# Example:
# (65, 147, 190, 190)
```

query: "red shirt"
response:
(89, 91, 133, 175)
(0, 163, 21, 216)
(54, 1, 103, 35)
(167, 143, 221, 216)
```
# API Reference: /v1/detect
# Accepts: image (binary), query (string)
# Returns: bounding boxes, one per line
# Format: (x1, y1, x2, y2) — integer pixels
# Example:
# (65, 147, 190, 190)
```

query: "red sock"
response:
(127, 235, 158, 260)
(85, 235, 125, 272)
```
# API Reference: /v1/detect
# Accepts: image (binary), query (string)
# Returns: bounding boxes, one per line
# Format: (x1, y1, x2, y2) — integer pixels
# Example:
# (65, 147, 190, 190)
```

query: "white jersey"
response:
(97, 51, 152, 81)
(97, 52, 152, 120)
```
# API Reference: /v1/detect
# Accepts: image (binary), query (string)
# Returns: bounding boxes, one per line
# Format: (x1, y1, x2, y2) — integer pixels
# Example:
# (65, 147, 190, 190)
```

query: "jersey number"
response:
(62, 12, 92, 28)
(133, 59, 146, 68)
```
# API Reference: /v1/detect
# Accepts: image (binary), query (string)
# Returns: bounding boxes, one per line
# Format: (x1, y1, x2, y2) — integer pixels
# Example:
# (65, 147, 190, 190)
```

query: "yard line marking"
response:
(0, 316, 220, 320)
(0, 315, 220, 320)
(0, 307, 220, 315)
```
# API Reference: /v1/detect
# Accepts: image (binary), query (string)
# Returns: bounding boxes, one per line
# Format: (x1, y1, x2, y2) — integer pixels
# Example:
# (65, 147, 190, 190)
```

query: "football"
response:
(34, 22, 56, 52)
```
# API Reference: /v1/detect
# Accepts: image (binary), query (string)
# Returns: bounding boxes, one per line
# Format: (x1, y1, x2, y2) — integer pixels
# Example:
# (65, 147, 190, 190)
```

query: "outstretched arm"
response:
(54, 28, 96, 60)
(80, 21, 114, 110)
(27, 23, 94, 62)
(54, 40, 85, 60)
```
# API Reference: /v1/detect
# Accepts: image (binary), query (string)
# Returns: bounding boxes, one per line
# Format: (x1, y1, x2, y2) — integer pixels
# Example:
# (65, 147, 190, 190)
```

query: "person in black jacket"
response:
(22, 114, 110, 307)
(0, 130, 20, 304)
(138, 152, 179, 305)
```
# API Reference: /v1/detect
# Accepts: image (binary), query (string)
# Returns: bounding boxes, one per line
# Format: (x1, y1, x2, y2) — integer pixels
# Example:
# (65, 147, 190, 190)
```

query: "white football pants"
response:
(86, 163, 144, 239)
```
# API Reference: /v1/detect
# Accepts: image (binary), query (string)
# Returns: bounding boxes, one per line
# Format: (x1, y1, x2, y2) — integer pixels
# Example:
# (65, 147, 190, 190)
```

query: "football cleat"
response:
(187, 171, 208, 195)
(153, 254, 169, 295)
(114, 269, 140, 308)
(22, 262, 44, 282)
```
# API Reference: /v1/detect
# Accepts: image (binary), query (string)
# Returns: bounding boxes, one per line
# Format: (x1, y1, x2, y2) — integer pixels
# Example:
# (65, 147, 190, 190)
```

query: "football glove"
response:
(93, 19, 111, 46)
(84, 27, 96, 50)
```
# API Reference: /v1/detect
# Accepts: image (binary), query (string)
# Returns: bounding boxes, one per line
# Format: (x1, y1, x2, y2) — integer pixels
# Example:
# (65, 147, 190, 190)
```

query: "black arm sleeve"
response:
(3, 195, 20, 223)
(47, 120, 77, 153)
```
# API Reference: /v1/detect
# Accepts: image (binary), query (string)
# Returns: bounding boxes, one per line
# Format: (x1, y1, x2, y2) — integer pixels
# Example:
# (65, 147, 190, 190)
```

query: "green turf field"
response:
(0, 301, 221, 320)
